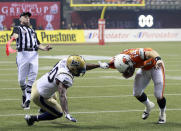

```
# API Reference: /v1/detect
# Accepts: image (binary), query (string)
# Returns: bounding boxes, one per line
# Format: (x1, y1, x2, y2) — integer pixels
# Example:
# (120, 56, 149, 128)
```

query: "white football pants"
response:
(133, 66, 165, 99)
(16, 51, 38, 87)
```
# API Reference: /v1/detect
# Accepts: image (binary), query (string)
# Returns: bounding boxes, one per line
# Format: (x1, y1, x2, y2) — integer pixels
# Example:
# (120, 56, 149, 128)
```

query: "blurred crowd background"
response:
(0, 0, 181, 30)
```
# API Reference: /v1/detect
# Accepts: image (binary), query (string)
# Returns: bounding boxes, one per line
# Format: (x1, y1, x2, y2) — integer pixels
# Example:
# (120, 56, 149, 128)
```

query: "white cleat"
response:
(158, 113, 166, 124)
(142, 101, 155, 120)
(22, 100, 30, 110)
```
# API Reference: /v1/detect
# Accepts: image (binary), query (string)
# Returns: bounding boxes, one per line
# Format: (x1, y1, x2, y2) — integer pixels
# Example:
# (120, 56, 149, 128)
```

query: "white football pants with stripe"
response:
(133, 66, 165, 99)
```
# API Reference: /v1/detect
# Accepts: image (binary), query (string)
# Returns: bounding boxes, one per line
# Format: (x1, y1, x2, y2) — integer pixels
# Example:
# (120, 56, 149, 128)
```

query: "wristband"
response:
(155, 56, 161, 61)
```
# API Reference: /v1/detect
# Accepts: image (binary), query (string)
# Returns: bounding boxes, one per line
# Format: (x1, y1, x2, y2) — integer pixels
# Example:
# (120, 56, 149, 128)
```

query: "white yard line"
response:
(0, 108, 181, 117)
(0, 99, 20, 101)
(0, 93, 181, 101)
(0, 66, 181, 71)
(71, 108, 181, 114)
(0, 74, 17, 76)
(0, 85, 131, 90)
(0, 69, 181, 76)
(0, 61, 16, 64)
(1, 75, 181, 81)
(0, 68, 17, 71)
(0, 80, 17, 82)
(0, 83, 180, 90)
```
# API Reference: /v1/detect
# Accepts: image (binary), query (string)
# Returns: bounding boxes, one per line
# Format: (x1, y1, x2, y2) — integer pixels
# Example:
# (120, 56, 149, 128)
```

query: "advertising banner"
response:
(85, 29, 181, 42)
(0, 30, 85, 44)
(0, 30, 14, 44)
(36, 30, 85, 44)
(0, 2, 60, 30)
(1, 29, 181, 44)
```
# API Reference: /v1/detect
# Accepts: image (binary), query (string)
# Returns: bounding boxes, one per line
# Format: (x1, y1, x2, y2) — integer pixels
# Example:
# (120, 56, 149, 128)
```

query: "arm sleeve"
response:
(37, 39, 41, 45)
(11, 26, 19, 36)
(35, 33, 41, 45)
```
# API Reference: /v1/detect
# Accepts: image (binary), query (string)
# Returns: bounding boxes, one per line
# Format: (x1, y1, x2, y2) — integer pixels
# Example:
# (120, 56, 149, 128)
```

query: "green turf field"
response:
(0, 42, 181, 131)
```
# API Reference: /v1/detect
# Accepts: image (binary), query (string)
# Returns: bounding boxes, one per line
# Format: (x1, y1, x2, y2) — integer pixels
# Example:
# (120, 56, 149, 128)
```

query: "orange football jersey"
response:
(109, 48, 156, 70)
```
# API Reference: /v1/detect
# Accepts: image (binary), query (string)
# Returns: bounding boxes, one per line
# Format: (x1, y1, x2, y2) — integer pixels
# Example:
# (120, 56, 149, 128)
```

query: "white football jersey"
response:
(37, 58, 74, 98)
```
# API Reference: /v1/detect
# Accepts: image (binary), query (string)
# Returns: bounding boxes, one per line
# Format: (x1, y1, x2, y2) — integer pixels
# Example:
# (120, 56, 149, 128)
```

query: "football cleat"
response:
(158, 113, 166, 124)
(142, 101, 155, 120)
(23, 100, 30, 110)
(25, 115, 35, 126)
(65, 114, 77, 122)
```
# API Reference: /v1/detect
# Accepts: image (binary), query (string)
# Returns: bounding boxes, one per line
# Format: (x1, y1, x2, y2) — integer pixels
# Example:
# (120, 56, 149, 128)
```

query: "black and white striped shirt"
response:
(12, 25, 40, 51)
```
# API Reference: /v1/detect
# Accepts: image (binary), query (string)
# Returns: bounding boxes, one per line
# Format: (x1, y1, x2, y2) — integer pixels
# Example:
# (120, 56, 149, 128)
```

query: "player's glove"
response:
(155, 60, 164, 69)
(65, 114, 77, 122)
(98, 61, 109, 69)
(154, 56, 164, 69)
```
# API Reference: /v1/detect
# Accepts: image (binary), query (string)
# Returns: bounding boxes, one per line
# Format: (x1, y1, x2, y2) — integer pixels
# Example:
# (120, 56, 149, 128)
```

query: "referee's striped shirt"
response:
(12, 25, 40, 51)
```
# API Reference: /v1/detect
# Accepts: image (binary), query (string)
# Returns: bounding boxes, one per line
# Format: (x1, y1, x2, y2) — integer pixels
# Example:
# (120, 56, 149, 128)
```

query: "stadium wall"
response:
(0, 29, 181, 44)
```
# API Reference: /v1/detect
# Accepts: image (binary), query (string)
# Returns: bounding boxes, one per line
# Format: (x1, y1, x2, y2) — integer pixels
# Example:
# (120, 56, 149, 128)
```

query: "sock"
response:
(32, 112, 60, 121)
(136, 92, 151, 109)
(20, 85, 26, 103)
(22, 95, 26, 104)
(20, 85, 26, 96)
(157, 97, 166, 115)
(142, 98, 150, 107)
(25, 85, 32, 101)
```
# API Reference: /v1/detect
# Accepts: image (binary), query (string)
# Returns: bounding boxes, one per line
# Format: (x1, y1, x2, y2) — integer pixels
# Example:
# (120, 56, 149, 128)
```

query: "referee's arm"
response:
(11, 33, 19, 39)
(36, 34, 52, 51)
(38, 38, 52, 51)
(11, 27, 19, 40)
(38, 44, 52, 51)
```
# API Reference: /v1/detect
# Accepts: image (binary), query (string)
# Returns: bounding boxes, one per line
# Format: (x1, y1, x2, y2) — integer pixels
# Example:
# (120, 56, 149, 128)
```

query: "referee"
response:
(11, 12, 52, 109)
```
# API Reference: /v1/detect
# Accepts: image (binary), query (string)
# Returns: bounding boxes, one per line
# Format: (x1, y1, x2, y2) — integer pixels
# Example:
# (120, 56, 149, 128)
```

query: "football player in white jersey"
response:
(25, 55, 101, 126)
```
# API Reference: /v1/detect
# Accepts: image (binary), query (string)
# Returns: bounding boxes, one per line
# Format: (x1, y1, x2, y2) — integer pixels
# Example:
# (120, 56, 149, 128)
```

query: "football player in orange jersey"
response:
(99, 48, 166, 124)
